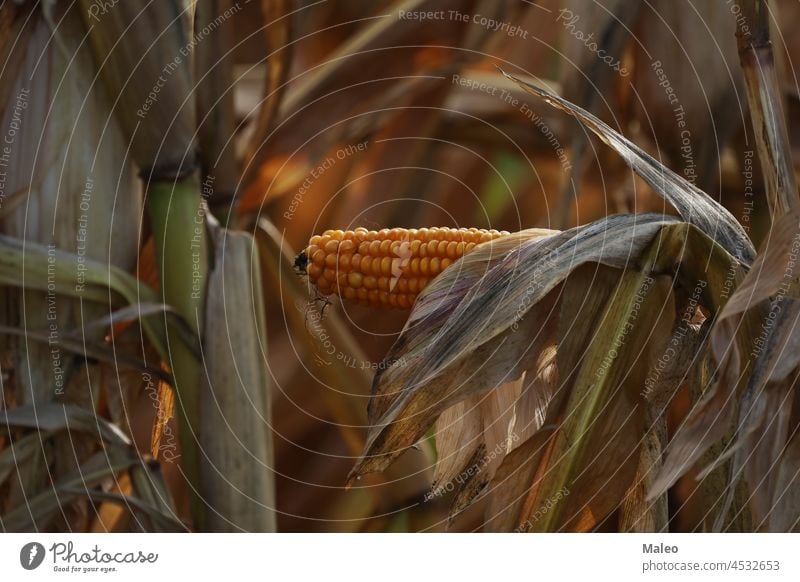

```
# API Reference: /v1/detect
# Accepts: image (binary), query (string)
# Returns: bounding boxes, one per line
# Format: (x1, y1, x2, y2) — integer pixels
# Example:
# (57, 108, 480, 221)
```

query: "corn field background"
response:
(1, 0, 799, 533)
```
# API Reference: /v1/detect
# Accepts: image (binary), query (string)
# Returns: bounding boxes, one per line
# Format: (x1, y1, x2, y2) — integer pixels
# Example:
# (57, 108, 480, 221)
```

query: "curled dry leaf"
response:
(1, 448, 140, 532)
(351, 213, 747, 531)
(651, 211, 799, 499)
(502, 71, 755, 264)
(430, 377, 522, 520)
(0, 403, 130, 446)
(487, 221, 740, 532)
(349, 214, 681, 483)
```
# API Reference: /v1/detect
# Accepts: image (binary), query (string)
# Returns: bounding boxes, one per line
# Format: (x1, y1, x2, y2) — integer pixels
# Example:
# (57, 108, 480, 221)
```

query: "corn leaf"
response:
(502, 71, 755, 264)
(1, 448, 138, 532)
(351, 214, 678, 480)
(1, 403, 130, 446)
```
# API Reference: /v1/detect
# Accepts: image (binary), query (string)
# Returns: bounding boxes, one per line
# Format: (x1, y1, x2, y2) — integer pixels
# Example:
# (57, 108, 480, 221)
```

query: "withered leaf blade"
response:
(484, 428, 556, 532)
(719, 298, 800, 528)
(431, 396, 484, 503)
(368, 228, 557, 424)
(522, 269, 674, 532)
(1, 403, 130, 446)
(353, 302, 552, 481)
(1, 448, 138, 532)
(502, 70, 755, 264)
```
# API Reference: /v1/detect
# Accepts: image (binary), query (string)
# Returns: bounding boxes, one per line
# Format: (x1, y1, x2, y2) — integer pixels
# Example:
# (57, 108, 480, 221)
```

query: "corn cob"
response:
(296, 227, 509, 309)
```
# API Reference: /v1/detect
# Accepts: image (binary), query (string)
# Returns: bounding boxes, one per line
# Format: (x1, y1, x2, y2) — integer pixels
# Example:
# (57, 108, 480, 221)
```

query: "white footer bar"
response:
(1, 533, 797, 581)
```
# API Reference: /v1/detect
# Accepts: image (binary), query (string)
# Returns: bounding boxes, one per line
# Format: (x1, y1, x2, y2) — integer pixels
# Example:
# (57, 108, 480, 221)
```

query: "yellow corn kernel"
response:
(295, 227, 509, 309)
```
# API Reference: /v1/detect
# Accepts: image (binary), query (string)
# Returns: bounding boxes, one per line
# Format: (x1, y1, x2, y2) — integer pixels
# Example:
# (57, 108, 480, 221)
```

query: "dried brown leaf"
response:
(351, 215, 677, 481)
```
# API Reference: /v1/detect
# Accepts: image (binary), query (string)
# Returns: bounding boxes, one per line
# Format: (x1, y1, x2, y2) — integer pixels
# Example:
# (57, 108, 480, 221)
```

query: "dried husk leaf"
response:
(650, 214, 792, 497)
(431, 396, 484, 500)
(483, 264, 620, 532)
(515, 344, 558, 444)
(351, 215, 678, 482)
(484, 427, 557, 532)
(524, 269, 674, 532)
(432, 292, 560, 522)
(198, 222, 276, 532)
(432, 376, 524, 521)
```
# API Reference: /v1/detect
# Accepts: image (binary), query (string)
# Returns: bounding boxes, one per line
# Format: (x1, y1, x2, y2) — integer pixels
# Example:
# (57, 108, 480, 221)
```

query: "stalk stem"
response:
(146, 175, 208, 529)
(736, 0, 799, 217)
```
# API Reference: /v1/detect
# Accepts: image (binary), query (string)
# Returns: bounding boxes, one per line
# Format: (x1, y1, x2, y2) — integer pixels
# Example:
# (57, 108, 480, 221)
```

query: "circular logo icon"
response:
(19, 542, 45, 570)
